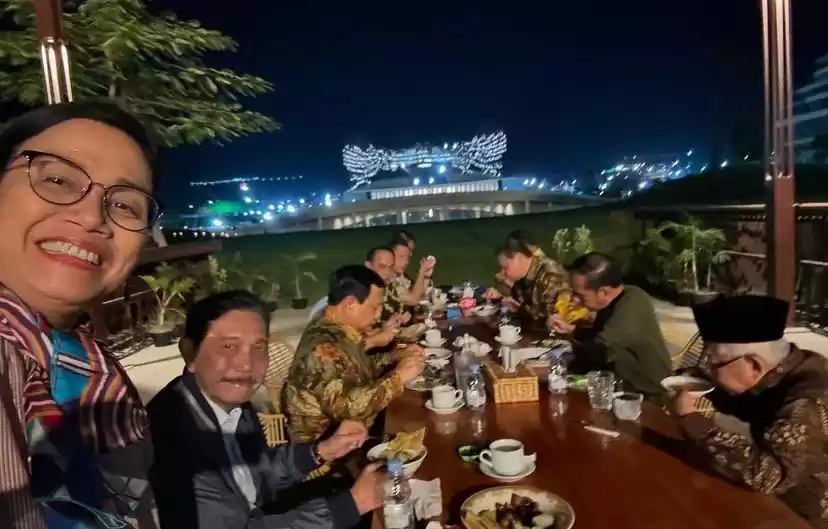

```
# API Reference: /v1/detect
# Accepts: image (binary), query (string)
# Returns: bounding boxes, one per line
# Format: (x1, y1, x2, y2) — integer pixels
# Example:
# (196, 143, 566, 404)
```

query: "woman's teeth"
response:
(38, 241, 101, 265)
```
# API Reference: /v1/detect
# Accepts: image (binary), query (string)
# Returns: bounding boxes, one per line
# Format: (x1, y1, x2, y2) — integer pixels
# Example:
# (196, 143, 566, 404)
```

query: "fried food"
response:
(380, 428, 426, 462)
(554, 292, 590, 325)
(465, 494, 565, 529)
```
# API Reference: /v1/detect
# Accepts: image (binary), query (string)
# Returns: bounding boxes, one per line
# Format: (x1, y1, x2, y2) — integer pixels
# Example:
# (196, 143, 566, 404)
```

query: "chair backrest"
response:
(257, 413, 287, 447)
(264, 340, 296, 413)
(308, 297, 328, 323)
(672, 331, 706, 371)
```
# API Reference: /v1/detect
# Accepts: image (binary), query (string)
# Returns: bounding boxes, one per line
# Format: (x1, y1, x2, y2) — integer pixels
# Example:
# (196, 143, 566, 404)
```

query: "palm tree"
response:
(656, 216, 729, 293)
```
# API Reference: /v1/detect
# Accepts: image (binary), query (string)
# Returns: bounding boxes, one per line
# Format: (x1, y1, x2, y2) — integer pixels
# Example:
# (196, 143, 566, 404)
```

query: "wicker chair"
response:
(257, 339, 296, 447)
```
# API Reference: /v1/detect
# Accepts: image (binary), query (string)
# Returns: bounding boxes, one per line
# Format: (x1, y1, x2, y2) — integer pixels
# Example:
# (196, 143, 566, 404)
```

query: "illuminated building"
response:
(342, 132, 507, 188)
(794, 52, 828, 161)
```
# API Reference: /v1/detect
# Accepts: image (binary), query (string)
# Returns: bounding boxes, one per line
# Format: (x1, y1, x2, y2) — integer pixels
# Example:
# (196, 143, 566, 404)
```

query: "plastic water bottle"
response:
(465, 363, 487, 411)
(383, 459, 415, 529)
(547, 356, 568, 394)
(454, 345, 473, 391)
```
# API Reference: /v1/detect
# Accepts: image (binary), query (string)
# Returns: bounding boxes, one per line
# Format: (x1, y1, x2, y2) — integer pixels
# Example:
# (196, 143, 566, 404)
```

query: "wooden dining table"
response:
(376, 316, 809, 529)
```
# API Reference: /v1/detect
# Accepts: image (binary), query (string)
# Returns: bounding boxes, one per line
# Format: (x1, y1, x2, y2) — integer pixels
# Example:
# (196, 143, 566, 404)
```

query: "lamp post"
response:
(32, 0, 73, 104)
(761, 0, 796, 323)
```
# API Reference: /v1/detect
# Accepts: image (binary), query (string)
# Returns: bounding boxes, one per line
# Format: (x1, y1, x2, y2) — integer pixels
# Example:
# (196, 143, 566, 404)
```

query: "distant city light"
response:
(268, 204, 275, 210)
(263, 212, 273, 221)
(240, 183, 249, 192)
(438, 165, 447, 174)
(299, 198, 305, 204)
(211, 219, 223, 228)
(286, 204, 296, 213)
(428, 177, 435, 184)
(720, 160, 729, 168)
(413, 178, 420, 186)
(243, 196, 252, 204)
(687, 149, 694, 156)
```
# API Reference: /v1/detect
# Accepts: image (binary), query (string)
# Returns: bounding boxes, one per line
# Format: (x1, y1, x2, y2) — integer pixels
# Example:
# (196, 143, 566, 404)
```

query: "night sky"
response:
(12, 1, 828, 203)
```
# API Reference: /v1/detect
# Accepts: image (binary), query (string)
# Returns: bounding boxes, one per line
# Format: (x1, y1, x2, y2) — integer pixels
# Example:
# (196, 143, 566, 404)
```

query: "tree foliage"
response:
(0, 0, 279, 147)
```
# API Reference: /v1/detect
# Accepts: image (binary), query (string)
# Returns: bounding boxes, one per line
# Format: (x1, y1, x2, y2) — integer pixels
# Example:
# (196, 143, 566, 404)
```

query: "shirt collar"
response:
(201, 390, 243, 429)
(322, 307, 364, 343)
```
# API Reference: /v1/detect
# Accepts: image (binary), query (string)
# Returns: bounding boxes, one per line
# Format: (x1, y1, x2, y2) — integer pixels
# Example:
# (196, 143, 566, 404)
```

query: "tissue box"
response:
(482, 359, 539, 404)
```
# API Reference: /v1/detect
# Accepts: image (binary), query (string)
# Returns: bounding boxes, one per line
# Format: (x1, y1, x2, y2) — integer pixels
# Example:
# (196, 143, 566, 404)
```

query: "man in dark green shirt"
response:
(549, 252, 671, 396)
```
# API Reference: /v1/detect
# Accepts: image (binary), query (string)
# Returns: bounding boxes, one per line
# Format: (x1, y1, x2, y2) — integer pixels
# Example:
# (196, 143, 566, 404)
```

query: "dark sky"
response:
(33, 2, 828, 201)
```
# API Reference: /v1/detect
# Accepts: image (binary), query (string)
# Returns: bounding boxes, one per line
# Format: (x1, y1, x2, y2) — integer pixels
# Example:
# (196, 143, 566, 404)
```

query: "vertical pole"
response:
(32, 0, 73, 104)
(761, 0, 796, 323)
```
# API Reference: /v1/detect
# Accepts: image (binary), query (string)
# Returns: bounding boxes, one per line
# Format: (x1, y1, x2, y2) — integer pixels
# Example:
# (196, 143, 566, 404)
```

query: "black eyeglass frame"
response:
(14, 149, 163, 232)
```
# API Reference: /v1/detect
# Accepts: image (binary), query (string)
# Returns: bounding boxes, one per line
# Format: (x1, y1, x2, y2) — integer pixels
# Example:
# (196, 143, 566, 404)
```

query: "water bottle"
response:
(383, 459, 415, 529)
(547, 356, 568, 394)
(465, 363, 487, 411)
(454, 345, 472, 391)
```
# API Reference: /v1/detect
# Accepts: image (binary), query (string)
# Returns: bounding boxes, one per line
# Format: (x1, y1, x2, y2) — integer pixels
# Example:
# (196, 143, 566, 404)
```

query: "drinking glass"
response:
(586, 371, 615, 411)
(612, 392, 643, 421)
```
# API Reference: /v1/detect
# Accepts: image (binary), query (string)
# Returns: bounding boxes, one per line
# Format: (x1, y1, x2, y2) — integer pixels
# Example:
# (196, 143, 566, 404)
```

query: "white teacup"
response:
(431, 385, 463, 409)
(498, 324, 522, 342)
(479, 439, 536, 476)
(424, 329, 443, 346)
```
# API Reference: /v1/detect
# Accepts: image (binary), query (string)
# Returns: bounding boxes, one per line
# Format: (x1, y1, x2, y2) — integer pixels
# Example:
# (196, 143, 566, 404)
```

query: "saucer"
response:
(479, 461, 536, 483)
(425, 398, 464, 415)
(495, 336, 521, 346)
(425, 347, 452, 360)
(421, 339, 446, 348)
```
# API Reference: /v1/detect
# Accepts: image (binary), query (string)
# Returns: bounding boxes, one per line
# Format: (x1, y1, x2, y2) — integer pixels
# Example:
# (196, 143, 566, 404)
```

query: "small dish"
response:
(661, 375, 715, 395)
(494, 336, 521, 346)
(420, 339, 446, 348)
(425, 398, 464, 415)
(458, 444, 483, 463)
(479, 461, 536, 483)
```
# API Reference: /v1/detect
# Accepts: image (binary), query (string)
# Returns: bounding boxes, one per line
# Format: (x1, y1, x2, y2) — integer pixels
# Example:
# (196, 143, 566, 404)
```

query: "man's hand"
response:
(350, 462, 385, 515)
(501, 296, 520, 311)
(316, 421, 368, 461)
(384, 315, 405, 331)
(419, 257, 437, 278)
(483, 287, 503, 300)
(397, 343, 424, 360)
(668, 391, 702, 417)
(395, 349, 425, 383)
(399, 312, 412, 324)
(548, 313, 575, 334)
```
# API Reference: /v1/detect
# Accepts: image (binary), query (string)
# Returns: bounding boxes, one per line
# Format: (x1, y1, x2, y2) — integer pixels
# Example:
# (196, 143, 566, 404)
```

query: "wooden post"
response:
(32, 0, 73, 104)
(761, 0, 796, 323)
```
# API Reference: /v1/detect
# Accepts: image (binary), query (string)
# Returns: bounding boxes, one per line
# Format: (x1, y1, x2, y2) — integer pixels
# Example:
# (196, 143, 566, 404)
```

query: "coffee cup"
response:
(498, 324, 521, 342)
(431, 385, 463, 409)
(479, 438, 535, 476)
(424, 329, 442, 345)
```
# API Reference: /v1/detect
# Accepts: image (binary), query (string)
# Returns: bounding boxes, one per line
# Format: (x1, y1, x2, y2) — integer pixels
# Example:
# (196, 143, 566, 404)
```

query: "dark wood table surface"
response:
(378, 316, 808, 529)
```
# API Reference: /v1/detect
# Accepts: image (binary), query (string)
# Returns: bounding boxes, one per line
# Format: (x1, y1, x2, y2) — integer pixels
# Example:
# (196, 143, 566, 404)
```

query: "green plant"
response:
(0, 0, 277, 147)
(655, 216, 730, 293)
(549, 225, 594, 263)
(186, 255, 228, 301)
(139, 262, 196, 333)
(283, 252, 318, 299)
(223, 253, 269, 293)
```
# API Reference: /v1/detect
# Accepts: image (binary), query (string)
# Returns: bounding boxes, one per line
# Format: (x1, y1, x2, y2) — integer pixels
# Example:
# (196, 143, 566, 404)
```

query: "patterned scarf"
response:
(0, 285, 146, 454)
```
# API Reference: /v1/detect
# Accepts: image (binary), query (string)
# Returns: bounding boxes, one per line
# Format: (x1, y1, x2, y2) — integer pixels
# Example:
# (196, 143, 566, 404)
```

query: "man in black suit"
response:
(148, 290, 383, 529)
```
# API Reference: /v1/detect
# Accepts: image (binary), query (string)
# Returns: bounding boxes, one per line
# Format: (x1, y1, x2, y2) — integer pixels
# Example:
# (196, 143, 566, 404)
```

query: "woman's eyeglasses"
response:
(16, 150, 161, 232)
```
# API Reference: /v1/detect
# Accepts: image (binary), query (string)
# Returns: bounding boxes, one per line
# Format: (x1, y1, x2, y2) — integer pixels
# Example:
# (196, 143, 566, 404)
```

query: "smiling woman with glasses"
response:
(0, 102, 159, 529)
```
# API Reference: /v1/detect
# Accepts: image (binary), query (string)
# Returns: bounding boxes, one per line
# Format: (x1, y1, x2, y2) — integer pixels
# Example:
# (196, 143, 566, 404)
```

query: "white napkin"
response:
(410, 478, 443, 519)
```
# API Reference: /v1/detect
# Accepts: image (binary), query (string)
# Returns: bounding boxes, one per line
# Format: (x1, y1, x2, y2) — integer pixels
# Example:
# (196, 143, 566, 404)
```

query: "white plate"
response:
(479, 461, 536, 483)
(661, 375, 715, 395)
(420, 339, 446, 348)
(461, 486, 575, 529)
(425, 398, 464, 415)
(405, 376, 432, 392)
(425, 347, 452, 360)
(367, 443, 427, 477)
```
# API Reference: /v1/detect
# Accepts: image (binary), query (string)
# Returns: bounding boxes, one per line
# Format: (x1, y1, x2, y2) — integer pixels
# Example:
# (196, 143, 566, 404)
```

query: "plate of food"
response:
(405, 374, 450, 392)
(398, 323, 427, 342)
(660, 375, 715, 395)
(462, 487, 574, 529)
(367, 428, 427, 477)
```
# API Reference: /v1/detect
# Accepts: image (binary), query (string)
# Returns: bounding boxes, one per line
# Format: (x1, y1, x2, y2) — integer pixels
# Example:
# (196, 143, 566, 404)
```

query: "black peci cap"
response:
(692, 295, 789, 344)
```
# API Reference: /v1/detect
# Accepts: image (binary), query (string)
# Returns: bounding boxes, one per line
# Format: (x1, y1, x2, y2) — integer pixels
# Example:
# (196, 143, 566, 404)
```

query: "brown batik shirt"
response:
(680, 345, 828, 528)
(283, 308, 403, 444)
(512, 251, 577, 331)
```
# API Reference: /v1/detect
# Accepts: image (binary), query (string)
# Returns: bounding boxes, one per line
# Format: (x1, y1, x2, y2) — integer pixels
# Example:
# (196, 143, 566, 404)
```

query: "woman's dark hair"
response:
(0, 101, 158, 183)
(328, 265, 385, 305)
(366, 246, 393, 262)
(184, 290, 270, 350)
(566, 252, 624, 289)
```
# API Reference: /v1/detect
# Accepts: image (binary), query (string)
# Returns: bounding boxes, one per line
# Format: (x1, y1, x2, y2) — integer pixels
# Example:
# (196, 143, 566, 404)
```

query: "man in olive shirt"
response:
(549, 252, 671, 396)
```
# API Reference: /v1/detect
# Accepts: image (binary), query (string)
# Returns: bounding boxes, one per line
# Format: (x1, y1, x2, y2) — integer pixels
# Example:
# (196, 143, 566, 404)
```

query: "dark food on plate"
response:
(465, 494, 567, 529)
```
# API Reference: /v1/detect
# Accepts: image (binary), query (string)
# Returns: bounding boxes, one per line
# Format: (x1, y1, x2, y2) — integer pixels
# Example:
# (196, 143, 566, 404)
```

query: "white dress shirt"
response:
(203, 394, 258, 508)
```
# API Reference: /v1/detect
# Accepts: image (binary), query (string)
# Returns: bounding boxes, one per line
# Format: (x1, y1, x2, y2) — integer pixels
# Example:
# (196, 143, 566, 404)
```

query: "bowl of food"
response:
(462, 486, 574, 529)
(660, 375, 715, 395)
(367, 428, 427, 477)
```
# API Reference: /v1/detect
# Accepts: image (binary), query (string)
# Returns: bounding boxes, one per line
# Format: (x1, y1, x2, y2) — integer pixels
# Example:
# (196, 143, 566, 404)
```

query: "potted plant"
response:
(549, 225, 594, 263)
(283, 252, 318, 309)
(186, 255, 228, 301)
(261, 281, 281, 313)
(656, 216, 730, 306)
(140, 262, 196, 347)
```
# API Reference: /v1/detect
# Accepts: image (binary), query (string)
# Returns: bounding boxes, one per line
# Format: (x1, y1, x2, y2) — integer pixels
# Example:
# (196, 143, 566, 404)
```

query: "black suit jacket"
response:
(147, 372, 359, 529)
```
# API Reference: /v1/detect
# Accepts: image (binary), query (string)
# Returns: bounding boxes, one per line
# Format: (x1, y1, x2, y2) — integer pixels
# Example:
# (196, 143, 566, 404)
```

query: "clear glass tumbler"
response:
(586, 370, 615, 411)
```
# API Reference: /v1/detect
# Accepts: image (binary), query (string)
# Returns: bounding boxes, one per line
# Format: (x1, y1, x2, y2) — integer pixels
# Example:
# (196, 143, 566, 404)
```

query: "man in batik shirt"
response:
(495, 238, 577, 331)
(485, 230, 544, 304)
(387, 239, 435, 315)
(284, 265, 425, 444)
(671, 295, 828, 528)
